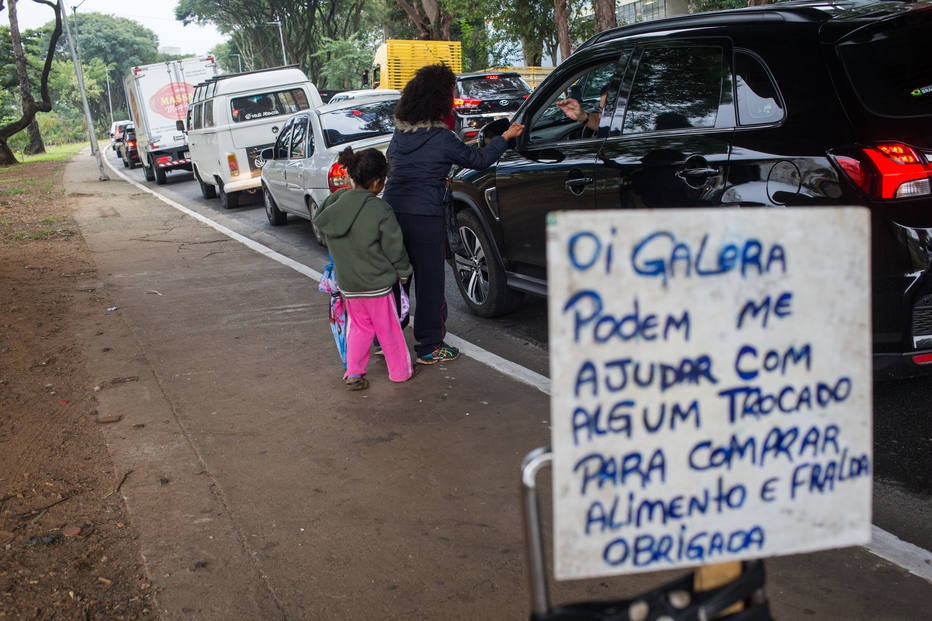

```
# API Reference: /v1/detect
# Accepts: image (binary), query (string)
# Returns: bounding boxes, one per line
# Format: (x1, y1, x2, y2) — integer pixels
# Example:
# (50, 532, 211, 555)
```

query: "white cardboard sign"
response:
(546, 208, 872, 580)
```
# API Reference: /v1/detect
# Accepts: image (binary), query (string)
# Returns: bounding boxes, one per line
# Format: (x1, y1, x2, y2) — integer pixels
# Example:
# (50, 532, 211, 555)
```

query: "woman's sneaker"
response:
(416, 342, 460, 365)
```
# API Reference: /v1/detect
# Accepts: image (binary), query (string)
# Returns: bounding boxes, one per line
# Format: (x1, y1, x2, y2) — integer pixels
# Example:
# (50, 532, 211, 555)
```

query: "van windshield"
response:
(230, 88, 310, 123)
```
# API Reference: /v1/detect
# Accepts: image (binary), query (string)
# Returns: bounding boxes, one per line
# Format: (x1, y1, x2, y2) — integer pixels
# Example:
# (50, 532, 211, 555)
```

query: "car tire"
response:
(194, 168, 217, 199)
(451, 209, 522, 317)
(152, 156, 167, 185)
(143, 158, 155, 182)
(219, 180, 239, 209)
(122, 155, 129, 168)
(307, 198, 327, 246)
(264, 186, 287, 225)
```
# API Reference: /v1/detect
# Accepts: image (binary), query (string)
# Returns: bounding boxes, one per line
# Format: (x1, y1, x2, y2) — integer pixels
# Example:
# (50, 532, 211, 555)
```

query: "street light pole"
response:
(105, 69, 113, 125)
(267, 20, 287, 66)
(61, 0, 109, 180)
(231, 53, 243, 73)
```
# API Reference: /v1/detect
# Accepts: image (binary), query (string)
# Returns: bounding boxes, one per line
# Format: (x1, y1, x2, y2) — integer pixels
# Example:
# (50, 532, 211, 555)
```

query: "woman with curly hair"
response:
(382, 63, 524, 365)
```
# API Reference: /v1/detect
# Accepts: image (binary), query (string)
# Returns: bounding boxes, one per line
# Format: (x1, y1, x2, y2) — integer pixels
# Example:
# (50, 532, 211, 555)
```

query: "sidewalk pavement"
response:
(64, 152, 931, 619)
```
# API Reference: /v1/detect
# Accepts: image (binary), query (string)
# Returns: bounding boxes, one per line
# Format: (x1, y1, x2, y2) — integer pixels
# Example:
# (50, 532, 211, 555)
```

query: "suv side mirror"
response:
(176, 120, 186, 132)
(260, 147, 275, 161)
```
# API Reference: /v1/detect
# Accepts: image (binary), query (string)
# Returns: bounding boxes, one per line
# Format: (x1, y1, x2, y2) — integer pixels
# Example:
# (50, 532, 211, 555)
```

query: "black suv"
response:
(118, 126, 140, 169)
(447, 0, 932, 380)
(453, 71, 532, 142)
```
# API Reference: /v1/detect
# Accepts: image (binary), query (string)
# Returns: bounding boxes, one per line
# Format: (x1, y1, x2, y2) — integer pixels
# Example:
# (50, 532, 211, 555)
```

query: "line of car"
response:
(123, 0, 932, 382)
(109, 120, 141, 169)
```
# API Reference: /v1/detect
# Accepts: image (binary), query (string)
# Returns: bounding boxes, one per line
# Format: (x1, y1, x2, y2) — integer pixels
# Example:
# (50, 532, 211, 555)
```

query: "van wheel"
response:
(264, 187, 286, 225)
(194, 168, 216, 199)
(153, 156, 167, 185)
(451, 209, 522, 317)
(143, 159, 155, 182)
(307, 199, 326, 246)
(218, 181, 239, 209)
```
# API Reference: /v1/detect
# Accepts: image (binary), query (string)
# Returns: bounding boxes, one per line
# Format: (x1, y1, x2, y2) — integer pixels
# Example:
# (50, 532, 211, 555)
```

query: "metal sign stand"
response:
(521, 447, 774, 621)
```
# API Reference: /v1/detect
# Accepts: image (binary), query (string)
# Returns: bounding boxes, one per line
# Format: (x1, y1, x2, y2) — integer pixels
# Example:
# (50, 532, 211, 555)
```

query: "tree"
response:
(0, 0, 61, 166)
(176, 0, 383, 89)
(313, 36, 374, 89)
(554, 0, 571, 62)
(392, 0, 455, 40)
(58, 12, 159, 126)
(593, 0, 616, 32)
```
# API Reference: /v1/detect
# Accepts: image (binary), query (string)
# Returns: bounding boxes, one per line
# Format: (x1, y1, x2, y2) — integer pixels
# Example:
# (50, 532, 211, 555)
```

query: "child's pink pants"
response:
(345, 294, 412, 382)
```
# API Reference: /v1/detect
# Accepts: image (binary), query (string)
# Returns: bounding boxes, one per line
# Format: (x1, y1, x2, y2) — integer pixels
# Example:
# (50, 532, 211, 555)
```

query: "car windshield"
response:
(319, 100, 398, 148)
(458, 75, 530, 98)
(837, 13, 932, 117)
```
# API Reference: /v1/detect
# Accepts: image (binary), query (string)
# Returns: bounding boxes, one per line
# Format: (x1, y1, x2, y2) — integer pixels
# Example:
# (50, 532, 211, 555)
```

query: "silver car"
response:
(260, 93, 400, 245)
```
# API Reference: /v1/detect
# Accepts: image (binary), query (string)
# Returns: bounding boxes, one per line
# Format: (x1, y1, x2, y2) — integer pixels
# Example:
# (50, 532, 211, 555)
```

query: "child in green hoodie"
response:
(312, 147, 414, 390)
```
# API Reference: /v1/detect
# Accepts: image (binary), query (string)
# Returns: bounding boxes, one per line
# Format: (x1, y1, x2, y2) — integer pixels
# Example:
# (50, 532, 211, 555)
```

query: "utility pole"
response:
(60, 0, 108, 180)
(267, 21, 287, 66)
(105, 69, 113, 125)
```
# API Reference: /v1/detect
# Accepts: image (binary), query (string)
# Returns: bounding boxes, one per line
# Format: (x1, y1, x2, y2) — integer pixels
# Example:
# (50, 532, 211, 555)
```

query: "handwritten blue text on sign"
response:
(546, 209, 872, 580)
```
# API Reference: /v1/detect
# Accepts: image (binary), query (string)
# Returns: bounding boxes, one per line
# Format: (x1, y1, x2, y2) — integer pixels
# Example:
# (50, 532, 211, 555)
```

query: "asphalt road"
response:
(109, 155, 931, 556)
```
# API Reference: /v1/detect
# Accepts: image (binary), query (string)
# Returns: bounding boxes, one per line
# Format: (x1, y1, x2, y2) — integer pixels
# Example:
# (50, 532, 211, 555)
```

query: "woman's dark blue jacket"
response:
(382, 121, 508, 217)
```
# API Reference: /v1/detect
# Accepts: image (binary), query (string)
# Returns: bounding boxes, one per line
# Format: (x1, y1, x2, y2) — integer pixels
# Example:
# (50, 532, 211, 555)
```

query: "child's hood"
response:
(314, 189, 373, 238)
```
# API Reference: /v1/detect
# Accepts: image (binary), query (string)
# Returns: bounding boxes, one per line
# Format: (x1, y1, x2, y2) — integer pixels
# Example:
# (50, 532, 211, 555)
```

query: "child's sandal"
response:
(345, 376, 369, 391)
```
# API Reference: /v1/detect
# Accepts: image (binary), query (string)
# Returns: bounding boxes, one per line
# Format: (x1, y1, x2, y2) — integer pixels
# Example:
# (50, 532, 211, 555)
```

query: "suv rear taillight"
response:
(453, 97, 482, 111)
(328, 162, 351, 192)
(832, 142, 931, 199)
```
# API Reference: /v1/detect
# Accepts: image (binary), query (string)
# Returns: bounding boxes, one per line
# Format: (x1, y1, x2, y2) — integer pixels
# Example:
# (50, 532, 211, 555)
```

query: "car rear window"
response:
(837, 13, 932, 117)
(458, 75, 530, 98)
(230, 88, 311, 123)
(320, 100, 397, 148)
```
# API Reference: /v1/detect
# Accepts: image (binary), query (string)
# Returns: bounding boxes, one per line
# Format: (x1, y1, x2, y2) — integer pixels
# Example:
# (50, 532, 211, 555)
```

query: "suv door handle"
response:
(565, 177, 594, 196)
(676, 167, 718, 179)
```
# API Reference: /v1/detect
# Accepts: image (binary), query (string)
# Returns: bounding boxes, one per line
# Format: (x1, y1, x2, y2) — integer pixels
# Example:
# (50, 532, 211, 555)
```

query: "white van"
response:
(185, 66, 323, 208)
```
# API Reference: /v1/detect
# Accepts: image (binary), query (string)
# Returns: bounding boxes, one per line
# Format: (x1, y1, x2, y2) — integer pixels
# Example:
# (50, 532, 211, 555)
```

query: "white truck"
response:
(124, 57, 219, 184)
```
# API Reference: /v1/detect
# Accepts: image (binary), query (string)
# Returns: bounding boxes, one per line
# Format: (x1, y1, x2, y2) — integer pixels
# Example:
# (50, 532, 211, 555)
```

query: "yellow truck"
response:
(371, 39, 463, 90)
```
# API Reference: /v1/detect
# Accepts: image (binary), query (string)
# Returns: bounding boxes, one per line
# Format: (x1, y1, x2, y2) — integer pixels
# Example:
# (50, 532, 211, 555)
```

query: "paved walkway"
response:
(65, 152, 931, 619)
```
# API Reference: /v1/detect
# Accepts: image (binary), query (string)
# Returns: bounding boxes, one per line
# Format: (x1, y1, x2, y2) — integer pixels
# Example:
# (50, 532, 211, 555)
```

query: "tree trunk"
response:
(0, 137, 18, 167)
(522, 36, 543, 66)
(26, 118, 46, 155)
(593, 0, 617, 33)
(554, 0, 571, 62)
(394, 0, 454, 40)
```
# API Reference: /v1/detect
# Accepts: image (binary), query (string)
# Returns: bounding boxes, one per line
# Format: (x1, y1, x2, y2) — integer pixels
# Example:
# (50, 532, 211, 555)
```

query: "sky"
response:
(13, 0, 227, 56)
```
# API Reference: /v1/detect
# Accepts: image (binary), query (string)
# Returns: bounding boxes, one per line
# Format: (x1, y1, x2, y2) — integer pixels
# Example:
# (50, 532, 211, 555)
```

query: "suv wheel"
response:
(264, 186, 287, 225)
(451, 209, 521, 317)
